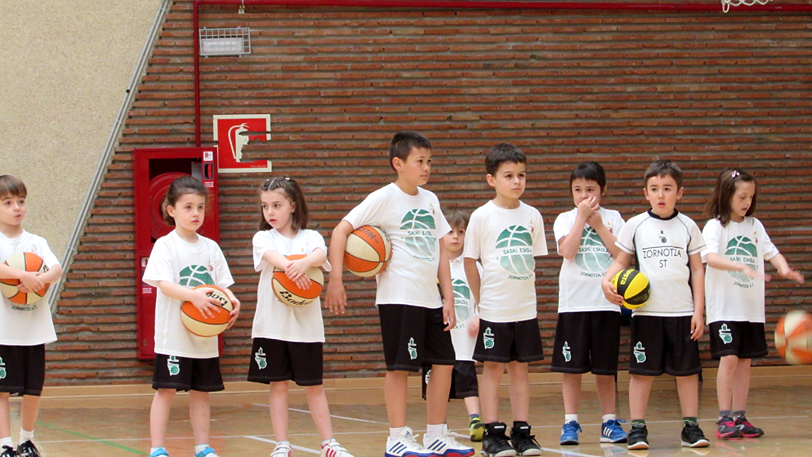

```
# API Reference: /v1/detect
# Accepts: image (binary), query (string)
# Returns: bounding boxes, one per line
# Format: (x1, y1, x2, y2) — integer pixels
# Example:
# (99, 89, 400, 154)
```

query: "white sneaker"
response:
(385, 427, 433, 457)
(321, 439, 354, 457)
(423, 425, 475, 457)
(271, 442, 291, 457)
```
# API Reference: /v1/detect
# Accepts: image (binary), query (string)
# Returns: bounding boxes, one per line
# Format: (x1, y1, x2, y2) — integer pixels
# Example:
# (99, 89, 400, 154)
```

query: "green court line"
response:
(36, 421, 148, 455)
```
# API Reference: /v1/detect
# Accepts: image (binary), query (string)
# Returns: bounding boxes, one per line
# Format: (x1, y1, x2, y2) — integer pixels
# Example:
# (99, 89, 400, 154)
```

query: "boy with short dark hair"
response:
(325, 132, 473, 457)
(464, 144, 548, 456)
(602, 159, 710, 450)
(0, 175, 64, 457)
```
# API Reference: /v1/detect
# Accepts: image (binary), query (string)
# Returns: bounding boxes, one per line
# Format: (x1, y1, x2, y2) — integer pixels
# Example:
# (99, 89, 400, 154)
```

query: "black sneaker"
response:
(510, 423, 541, 456)
(481, 422, 516, 457)
(14, 442, 39, 457)
(1, 445, 18, 457)
(681, 422, 710, 448)
(627, 424, 649, 450)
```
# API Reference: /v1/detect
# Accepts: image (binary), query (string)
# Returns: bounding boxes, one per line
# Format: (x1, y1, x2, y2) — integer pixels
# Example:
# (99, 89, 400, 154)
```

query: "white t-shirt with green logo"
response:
(344, 183, 450, 309)
(449, 255, 479, 361)
(701, 217, 778, 324)
(0, 230, 59, 346)
(252, 229, 329, 343)
(554, 207, 625, 313)
(143, 230, 234, 359)
(463, 200, 547, 323)
(615, 210, 705, 317)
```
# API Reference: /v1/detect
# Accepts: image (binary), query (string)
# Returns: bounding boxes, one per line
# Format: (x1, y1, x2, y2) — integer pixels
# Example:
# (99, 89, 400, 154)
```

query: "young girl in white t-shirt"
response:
(143, 176, 240, 457)
(703, 168, 804, 440)
(247, 177, 353, 457)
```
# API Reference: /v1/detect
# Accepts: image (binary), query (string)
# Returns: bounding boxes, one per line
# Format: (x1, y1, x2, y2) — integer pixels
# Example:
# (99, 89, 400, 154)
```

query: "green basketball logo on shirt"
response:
(724, 236, 758, 284)
(178, 264, 213, 288)
(495, 225, 534, 275)
(452, 278, 471, 322)
(401, 209, 437, 259)
(575, 227, 612, 273)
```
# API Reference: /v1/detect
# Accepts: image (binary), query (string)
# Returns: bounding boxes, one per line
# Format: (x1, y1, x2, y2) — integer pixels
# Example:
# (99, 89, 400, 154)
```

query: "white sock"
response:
(565, 414, 579, 424)
(194, 444, 209, 455)
(19, 429, 34, 446)
(425, 423, 445, 441)
(602, 414, 617, 423)
(275, 440, 291, 449)
(390, 427, 405, 439)
(0, 437, 13, 449)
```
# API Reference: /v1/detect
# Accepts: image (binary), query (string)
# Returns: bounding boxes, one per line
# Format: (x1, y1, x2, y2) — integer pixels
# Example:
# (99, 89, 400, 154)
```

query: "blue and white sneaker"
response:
(601, 419, 628, 443)
(560, 420, 582, 445)
(423, 424, 474, 457)
(149, 448, 168, 457)
(386, 427, 433, 457)
(194, 446, 219, 457)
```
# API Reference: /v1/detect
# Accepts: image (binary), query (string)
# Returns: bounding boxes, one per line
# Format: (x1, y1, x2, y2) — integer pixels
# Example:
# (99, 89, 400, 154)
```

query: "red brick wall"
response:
(51, 0, 812, 384)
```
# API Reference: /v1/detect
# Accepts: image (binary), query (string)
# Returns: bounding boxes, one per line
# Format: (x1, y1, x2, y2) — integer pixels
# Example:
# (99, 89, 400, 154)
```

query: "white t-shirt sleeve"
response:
(142, 237, 175, 288)
(686, 218, 706, 256)
(756, 219, 779, 261)
(532, 210, 548, 256)
(344, 186, 389, 229)
(35, 237, 60, 269)
(615, 217, 637, 255)
(553, 211, 573, 254)
(701, 219, 721, 262)
(305, 230, 331, 271)
(462, 209, 483, 260)
(210, 241, 234, 289)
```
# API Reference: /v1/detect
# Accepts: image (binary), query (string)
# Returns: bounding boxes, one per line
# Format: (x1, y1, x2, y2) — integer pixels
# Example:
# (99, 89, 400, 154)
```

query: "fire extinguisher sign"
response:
(212, 114, 272, 173)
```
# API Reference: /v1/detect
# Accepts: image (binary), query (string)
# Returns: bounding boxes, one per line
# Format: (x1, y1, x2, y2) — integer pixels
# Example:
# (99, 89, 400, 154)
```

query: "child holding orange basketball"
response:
(602, 159, 708, 450)
(0, 175, 63, 457)
(248, 176, 354, 457)
(142, 176, 240, 457)
(325, 131, 473, 457)
(551, 161, 627, 446)
(702, 168, 804, 440)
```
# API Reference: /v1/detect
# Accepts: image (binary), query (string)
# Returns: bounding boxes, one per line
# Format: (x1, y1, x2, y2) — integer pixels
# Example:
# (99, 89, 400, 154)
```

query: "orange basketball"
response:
(0, 252, 50, 305)
(344, 225, 391, 277)
(180, 285, 233, 337)
(775, 310, 812, 365)
(272, 254, 324, 307)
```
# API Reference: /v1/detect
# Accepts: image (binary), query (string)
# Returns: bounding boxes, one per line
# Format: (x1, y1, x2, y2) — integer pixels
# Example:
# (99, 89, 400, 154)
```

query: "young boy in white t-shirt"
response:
(325, 132, 473, 457)
(463, 144, 548, 457)
(0, 175, 64, 457)
(602, 159, 709, 451)
(551, 162, 627, 446)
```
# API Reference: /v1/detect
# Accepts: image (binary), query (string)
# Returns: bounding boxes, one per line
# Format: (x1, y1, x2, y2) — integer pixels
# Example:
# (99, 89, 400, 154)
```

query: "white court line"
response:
(246, 435, 321, 455)
(251, 402, 391, 425)
(540, 448, 602, 457)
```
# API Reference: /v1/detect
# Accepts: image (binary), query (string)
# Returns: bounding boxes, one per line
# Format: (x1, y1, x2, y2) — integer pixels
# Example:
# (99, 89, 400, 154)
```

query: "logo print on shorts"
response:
(633, 342, 646, 363)
(167, 355, 180, 376)
(719, 324, 733, 344)
(575, 227, 612, 273)
(724, 236, 759, 284)
(495, 225, 535, 276)
(255, 347, 268, 369)
(562, 341, 572, 363)
(424, 368, 431, 386)
(483, 327, 495, 349)
(408, 337, 418, 360)
(401, 209, 437, 260)
(0, 357, 6, 380)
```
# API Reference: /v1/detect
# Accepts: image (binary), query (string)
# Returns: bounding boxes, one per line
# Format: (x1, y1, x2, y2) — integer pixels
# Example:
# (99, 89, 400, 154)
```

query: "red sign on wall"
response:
(213, 114, 272, 173)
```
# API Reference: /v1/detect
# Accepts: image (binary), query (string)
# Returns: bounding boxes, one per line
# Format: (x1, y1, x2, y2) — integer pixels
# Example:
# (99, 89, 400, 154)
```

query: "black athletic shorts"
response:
(550, 311, 621, 375)
(629, 315, 701, 377)
(473, 318, 544, 363)
(152, 353, 224, 392)
(0, 344, 45, 396)
(709, 321, 768, 359)
(378, 304, 456, 372)
(247, 337, 323, 386)
(421, 360, 479, 400)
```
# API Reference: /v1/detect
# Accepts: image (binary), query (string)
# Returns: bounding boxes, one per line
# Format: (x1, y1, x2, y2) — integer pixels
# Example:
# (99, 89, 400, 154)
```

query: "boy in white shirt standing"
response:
(464, 144, 548, 457)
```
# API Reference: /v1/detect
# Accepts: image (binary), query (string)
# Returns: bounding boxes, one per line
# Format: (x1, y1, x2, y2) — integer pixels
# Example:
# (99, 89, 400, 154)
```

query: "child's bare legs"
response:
(0, 393, 10, 440)
(270, 381, 290, 441)
(717, 355, 751, 411)
(675, 375, 699, 418)
(562, 373, 581, 415)
(189, 390, 211, 447)
(464, 396, 481, 416)
(425, 364, 452, 425)
(629, 375, 654, 420)
(506, 361, 530, 422)
(150, 389, 176, 448)
(595, 374, 617, 416)
(480, 362, 505, 423)
(384, 371, 409, 427)
(731, 359, 751, 411)
(304, 384, 334, 441)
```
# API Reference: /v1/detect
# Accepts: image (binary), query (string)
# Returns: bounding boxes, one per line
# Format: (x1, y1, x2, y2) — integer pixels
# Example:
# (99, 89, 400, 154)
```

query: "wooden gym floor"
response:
(8, 366, 812, 457)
